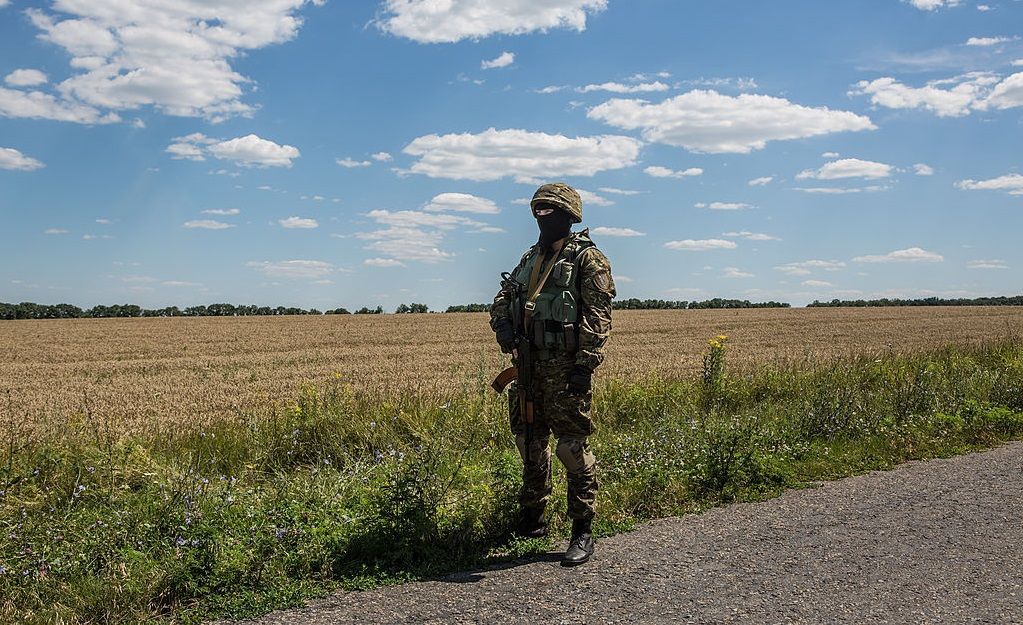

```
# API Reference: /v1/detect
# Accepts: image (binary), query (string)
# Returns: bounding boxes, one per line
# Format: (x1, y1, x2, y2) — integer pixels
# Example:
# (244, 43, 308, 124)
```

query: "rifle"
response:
(491, 271, 536, 451)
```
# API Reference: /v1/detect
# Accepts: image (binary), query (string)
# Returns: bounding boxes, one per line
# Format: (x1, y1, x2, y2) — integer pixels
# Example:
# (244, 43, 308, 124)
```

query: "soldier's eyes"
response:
(535, 208, 554, 216)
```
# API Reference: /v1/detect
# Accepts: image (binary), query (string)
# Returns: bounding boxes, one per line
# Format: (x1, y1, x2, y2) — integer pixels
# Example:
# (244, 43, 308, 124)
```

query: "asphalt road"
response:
(234, 441, 1023, 624)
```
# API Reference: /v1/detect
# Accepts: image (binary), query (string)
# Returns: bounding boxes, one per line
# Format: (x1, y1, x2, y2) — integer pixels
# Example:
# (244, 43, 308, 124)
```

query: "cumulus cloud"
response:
(802, 280, 834, 288)
(424, 192, 500, 214)
(45, 228, 69, 234)
(248, 260, 336, 279)
(722, 267, 754, 278)
(402, 128, 641, 182)
(577, 81, 670, 94)
(337, 157, 372, 168)
(914, 163, 935, 176)
(202, 208, 240, 215)
(376, 0, 607, 44)
(576, 188, 614, 206)
(904, 0, 961, 9)
(851, 72, 1023, 117)
(663, 239, 738, 251)
(371, 152, 393, 162)
(644, 165, 703, 178)
(956, 173, 1023, 195)
(748, 176, 774, 186)
(0, 147, 45, 171)
(797, 158, 893, 180)
(167, 133, 299, 167)
(792, 185, 887, 194)
(279, 216, 318, 229)
(24, 0, 321, 122)
(966, 36, 1018, 47)
(365, 258, 405, 267)
(590, 227, 645, 237)
(774, 260, 846, 276)
(183, 219, 233, 229)
(5, 69, 48, 87)
(481, 51, 515, 69)
(967, 259, 1008, 270)
(695, 202, 752, 210)
(0, 86, 118, 123)
(852, 247, 944, 263)
(588, 90, 874, 154)
(598, 186, 642, 195)
(722, 231, 780, 241)
(355, 207, 500, 264)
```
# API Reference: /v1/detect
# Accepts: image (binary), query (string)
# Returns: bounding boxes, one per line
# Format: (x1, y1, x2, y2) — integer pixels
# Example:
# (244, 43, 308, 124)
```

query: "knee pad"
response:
(516, 435, 550, 464)
(556, 437, 592, 474)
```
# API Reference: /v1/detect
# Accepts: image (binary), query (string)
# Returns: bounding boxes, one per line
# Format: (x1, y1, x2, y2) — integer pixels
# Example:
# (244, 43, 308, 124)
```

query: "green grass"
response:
(3, 340, 1023, 623)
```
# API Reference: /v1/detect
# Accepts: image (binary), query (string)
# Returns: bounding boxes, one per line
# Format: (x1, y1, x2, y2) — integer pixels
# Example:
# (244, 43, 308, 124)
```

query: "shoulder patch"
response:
(594, 271, 611, 292)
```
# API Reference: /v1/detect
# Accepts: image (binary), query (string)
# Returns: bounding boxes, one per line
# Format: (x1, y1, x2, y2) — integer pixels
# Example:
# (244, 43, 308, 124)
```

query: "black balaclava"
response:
(536, 206, 573, 249)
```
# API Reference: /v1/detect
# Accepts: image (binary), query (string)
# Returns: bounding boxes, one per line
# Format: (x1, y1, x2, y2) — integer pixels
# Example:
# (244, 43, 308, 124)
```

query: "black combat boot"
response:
(561, 519, 594, 566)
(514, 507, 547, 538)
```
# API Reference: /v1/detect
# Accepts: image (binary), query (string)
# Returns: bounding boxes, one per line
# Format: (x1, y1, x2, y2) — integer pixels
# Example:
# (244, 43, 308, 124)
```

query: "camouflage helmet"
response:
(530, 182, 582, 224)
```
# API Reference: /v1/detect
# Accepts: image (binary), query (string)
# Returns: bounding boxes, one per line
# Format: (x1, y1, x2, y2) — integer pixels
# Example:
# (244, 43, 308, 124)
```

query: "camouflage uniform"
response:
(491, 225, 615, 522)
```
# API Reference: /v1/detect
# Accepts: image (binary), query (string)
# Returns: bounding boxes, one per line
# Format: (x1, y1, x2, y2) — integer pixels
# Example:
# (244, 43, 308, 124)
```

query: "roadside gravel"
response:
(232, 442, 1023, 624)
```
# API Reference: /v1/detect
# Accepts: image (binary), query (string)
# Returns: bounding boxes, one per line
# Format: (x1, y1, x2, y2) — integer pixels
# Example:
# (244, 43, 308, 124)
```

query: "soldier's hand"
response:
(494, 319, 516, 353)
(567, 365, 592, 394)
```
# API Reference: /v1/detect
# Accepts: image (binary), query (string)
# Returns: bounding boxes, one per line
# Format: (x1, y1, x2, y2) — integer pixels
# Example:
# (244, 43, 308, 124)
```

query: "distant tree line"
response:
(808, 296, 1023, 308)
(445, 303, 492, 313)
(613, 298, 791, 310)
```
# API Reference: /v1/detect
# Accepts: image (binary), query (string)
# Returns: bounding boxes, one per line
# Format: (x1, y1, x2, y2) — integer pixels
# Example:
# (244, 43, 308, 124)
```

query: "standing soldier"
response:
(490, 182, 616, 566)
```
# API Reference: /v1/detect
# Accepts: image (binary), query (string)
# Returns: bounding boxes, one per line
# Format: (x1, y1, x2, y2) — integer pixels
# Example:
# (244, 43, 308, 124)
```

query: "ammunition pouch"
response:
(531, 319, 579, 352)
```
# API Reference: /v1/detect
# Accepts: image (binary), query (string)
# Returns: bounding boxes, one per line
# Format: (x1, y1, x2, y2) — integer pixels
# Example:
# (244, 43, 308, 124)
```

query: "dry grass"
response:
(1, 307, 1021, 437)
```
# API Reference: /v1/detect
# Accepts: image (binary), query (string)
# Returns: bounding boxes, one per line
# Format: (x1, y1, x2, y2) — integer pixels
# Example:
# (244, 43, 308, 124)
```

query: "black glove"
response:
(494, 319, 516, 353)
(567, 365, 592, 394)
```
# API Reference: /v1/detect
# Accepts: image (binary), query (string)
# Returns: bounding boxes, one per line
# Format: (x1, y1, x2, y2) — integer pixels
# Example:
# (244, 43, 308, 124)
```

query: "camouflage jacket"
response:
(490, 229, 616, 370)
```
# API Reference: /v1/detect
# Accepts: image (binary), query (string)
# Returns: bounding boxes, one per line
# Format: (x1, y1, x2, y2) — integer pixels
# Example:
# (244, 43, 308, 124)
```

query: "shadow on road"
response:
(438, 551, 564, 584)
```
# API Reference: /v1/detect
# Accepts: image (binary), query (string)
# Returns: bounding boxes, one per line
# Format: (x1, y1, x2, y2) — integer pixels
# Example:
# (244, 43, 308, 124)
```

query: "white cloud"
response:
(590, 227, 645, 237)
(337, 157, 372, 168)
(1013, 60, 1023, 67)
(723, 231, 780, 241)
(792, 185, 887, 194)
(977, 4, 991, 10)
(664, 239, 738, 251)
(985, 72, 1023, 110)
(482, 51, 515, 69)
(822, 152, 840, 158)
(202, 208, 240, 216)
(853, 247, 944, 263)
(576, 188, 614, 206)
(365, 258, 405, 267)
(802, 280, 834, 288)
(577, 81, 670, 94)
(402, 128, 641, 182)
(681, 76, 758, 91)
(25, 1, 320, 122)
(376, 0, 607, 43)
(956, 173, 1023, 195)
(0, 147, 45, 171)
(279, 216, 318, 229)
(44, 228, 69, 234)
(5, 69, 48, 87)
(696, 201, 752, 210)
(722, 267, 754, 278)
(914, 163, 935, 176)
(0, 86, 117, 123)
(774, 260, 846, 275)
(968, 259, 1009, 270)
(162, 280, 201, 287)
(356, 207, 499, 264)
(168, 133, 299, 167)
(851, 72, 1023, 117)
(588, 89, 874, 154)
(535, 85, 567, 94)
(95, 218, 112, 224)
(371, 152, 393, 162)
(183, 219, 233, 230)
(365, 209, 485, 230)
(424, 192, 500, 214)
(248, 260, 336, 279)
(966, 36, 1018, 47)
(797, 158, 893, 180)
(904, 0, 961, 9)
(82, 234, 113, 240)
(644, 165, 703, 178)
(748, 176, 773, 186)
(598, 186, 642, 195)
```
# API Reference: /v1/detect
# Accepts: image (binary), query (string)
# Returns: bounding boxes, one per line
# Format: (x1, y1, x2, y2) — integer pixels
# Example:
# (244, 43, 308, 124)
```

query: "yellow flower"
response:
(716, 334, 728, 342)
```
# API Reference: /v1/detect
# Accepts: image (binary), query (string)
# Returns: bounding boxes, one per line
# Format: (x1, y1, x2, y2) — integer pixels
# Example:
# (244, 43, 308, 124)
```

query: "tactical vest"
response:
(510, 231, 595, 353)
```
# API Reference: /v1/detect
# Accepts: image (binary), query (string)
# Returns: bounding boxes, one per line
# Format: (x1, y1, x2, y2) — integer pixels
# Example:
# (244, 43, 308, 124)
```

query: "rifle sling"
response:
(523, 238, 566, 328)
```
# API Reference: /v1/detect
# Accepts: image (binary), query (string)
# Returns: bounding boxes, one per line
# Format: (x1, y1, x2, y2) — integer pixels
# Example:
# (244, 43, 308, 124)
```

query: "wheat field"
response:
(2, 307, 1021, 437)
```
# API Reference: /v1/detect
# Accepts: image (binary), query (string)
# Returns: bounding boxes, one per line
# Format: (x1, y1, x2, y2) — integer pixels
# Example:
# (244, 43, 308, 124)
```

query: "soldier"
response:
(490, 182, 616, 566)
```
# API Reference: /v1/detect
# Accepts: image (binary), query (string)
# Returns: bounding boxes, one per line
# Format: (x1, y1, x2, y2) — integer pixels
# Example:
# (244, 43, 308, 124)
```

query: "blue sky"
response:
(1, 0, 1021, 310)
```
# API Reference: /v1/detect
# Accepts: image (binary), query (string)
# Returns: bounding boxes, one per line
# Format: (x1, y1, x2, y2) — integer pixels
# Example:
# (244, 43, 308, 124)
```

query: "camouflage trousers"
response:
(508, 353, 598, 521)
